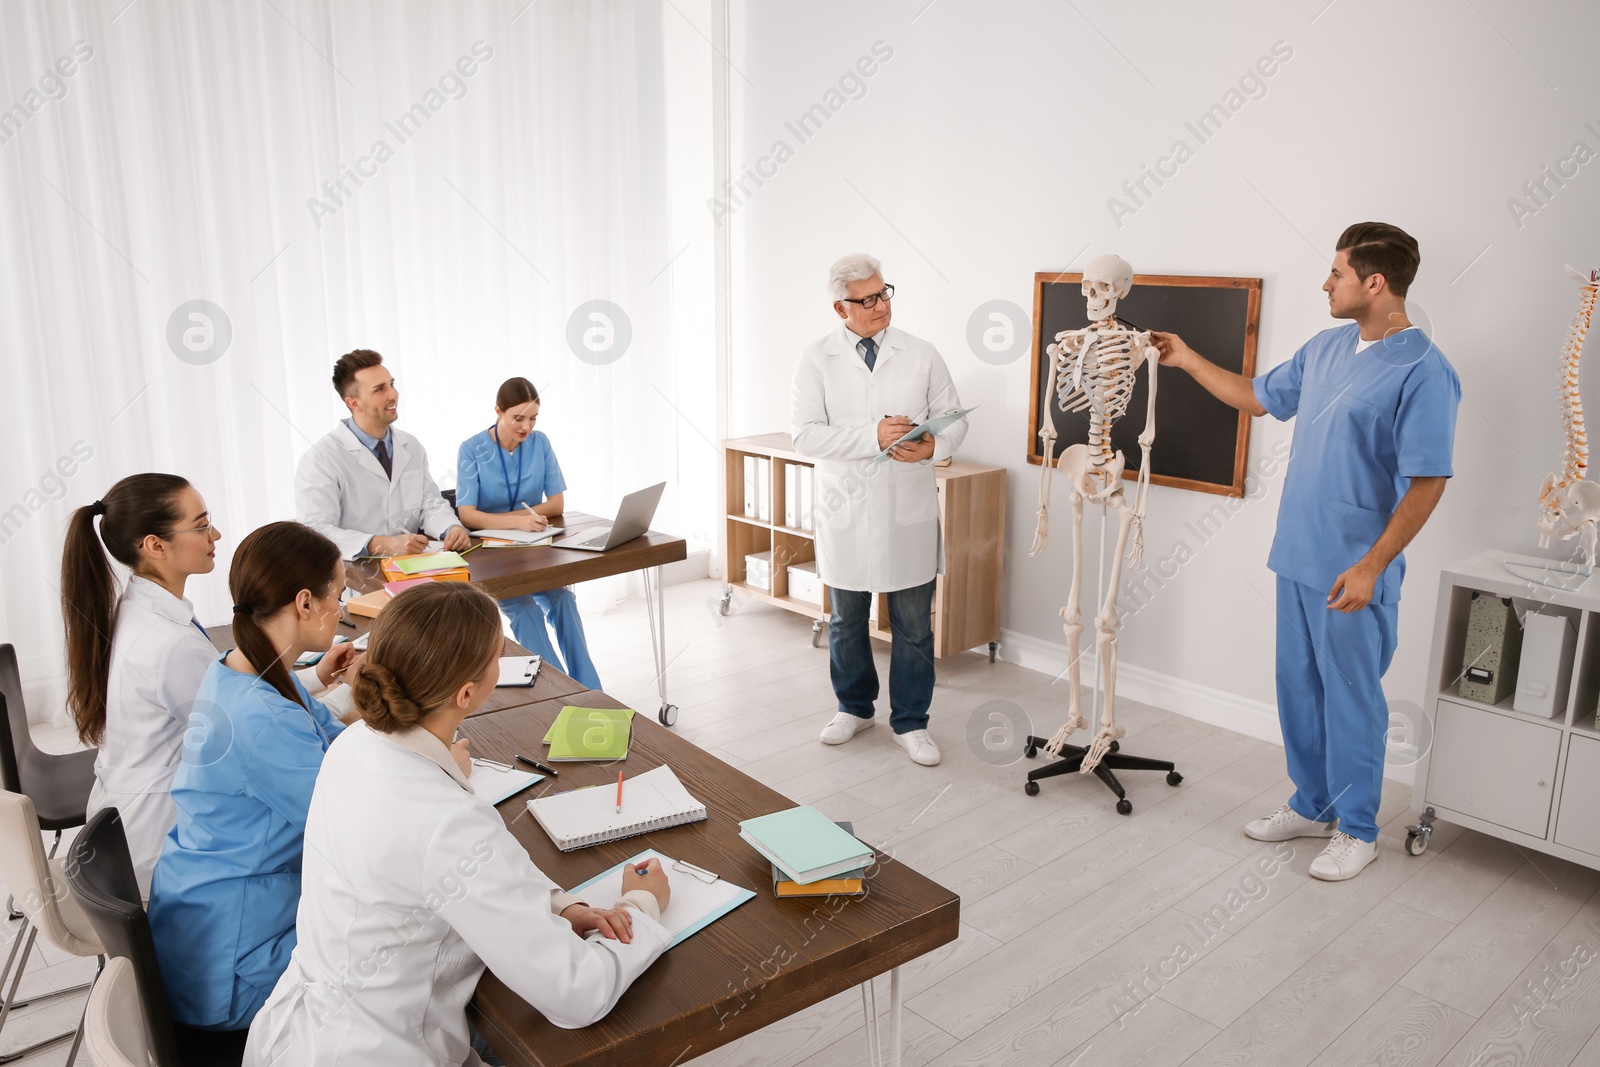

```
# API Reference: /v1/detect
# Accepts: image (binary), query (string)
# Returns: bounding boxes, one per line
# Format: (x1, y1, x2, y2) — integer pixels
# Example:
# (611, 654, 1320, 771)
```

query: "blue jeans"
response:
(829, 579, 935, 734)
(1276, 576, 1399, 843)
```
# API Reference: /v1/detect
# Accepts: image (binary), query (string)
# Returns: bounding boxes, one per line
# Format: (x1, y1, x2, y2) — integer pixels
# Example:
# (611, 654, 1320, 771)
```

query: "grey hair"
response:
(828, 253, 882, 301)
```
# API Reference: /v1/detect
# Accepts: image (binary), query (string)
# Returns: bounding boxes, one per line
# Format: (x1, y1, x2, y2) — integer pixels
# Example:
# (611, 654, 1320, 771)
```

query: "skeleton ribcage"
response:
(1052, 329, 1144, 425)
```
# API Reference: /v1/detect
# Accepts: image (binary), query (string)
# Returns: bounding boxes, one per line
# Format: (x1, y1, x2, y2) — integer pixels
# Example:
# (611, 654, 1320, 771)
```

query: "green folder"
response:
(544, 706, 635, 761)
(394, 551, 469, 574)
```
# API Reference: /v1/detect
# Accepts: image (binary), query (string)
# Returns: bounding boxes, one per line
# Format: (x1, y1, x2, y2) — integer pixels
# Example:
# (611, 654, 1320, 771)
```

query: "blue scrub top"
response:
(1254, 324, 1461, 603)
(456, 426, 567, 512)
(148, 655, 344, 1030)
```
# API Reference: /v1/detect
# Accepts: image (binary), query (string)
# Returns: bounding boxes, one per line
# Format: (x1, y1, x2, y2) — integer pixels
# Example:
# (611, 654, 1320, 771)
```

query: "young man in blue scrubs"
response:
(1154, 222, 1461, 881)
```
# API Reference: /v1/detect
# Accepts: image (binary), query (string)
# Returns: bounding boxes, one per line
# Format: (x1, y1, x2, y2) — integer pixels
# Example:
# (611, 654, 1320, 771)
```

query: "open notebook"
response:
(568, 851, 754, 948)
(526, 765, 705, 851)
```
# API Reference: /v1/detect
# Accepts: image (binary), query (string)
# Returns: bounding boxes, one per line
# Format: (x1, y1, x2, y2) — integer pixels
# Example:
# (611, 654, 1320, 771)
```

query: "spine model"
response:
(1537, 268, 1600, 565)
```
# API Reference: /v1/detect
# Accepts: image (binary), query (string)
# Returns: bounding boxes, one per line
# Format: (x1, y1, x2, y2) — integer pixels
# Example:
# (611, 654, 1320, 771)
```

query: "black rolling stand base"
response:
(1022, 735, 1183, 814)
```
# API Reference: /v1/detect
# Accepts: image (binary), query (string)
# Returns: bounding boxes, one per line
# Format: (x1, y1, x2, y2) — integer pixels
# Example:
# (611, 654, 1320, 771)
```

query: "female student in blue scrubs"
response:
(455, 376, 602, 688)
(147, 521, 348, 1032)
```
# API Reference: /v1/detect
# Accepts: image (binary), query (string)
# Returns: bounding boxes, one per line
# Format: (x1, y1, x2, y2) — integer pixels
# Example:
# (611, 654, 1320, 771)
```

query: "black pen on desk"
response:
(338, 616, 356, 629)
(513, 753, 559, 776)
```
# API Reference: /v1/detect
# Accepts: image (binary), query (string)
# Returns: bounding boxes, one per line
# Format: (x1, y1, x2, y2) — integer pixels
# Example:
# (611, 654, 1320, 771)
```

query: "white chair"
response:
(83, 957, 147, 1067)
(0, 789, 105, 1064)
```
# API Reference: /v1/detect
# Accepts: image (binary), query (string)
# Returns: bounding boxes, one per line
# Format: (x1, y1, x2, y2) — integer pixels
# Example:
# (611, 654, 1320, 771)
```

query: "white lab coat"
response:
(88, 575, 214, 897)
(790, 325, 966, 592)
(295, 423, 460, 559)
(88, 577, 351, 897)
(245, 722, 670, 1067)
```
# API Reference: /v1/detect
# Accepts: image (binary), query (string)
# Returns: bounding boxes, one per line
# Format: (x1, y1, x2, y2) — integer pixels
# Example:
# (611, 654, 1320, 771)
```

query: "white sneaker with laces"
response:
(1309, 832, 1378, 881)
(1243, 803, 1338, 842)
(894, 729, 941, 766)
(820, 712, 873, 745)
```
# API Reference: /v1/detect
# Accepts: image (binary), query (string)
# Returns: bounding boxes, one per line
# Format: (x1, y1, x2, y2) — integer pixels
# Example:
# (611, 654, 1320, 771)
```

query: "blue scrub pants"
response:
(503, 587, 601, 690)
(1275, 576, 1398, 843)
(829, 580, 936, 734)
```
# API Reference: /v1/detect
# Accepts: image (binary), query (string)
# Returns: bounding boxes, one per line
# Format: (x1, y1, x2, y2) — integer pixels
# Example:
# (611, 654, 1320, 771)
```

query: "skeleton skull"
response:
(1082, 254, 1135, 321)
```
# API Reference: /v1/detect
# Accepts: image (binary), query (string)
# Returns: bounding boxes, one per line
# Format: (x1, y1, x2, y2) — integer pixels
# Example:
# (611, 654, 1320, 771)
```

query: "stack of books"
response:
(739, 806, 873, 898)
(381, 551, 472, 582)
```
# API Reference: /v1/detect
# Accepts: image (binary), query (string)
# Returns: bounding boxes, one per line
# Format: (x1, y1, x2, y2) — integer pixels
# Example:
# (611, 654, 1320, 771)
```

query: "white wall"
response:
(724, 0, 1600, 723)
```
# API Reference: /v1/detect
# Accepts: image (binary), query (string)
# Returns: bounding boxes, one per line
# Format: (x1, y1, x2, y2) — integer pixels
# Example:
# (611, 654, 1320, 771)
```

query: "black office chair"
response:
(0, 643, 97, 853)
(67, 809, 247, 1067)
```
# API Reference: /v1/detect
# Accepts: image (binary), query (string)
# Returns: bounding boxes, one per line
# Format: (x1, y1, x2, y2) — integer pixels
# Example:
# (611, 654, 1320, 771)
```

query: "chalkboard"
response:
(1026, 272, 1262, 498)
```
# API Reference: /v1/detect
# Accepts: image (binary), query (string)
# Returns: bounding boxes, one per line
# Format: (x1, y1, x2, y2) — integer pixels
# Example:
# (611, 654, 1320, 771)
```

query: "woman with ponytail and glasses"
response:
(455, 376, 602, 688)
(63, 477, 356, 896)
(247, 582, 669, 1065)
(147, 521, 350, 1034)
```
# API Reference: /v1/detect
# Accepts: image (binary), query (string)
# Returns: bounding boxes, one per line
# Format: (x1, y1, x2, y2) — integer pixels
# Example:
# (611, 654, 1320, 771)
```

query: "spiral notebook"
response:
(526, 765, 706, 851)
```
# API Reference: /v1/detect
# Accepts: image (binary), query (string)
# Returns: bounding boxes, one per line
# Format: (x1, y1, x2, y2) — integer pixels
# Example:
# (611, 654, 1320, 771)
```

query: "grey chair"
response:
(67, 809, 245, 1067)
(0, 644, 96, 848)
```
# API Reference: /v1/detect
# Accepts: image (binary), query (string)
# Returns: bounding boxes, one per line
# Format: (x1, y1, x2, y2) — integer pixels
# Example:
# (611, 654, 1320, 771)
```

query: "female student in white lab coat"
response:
(246, 581, 670, 1066)
(62, 477, 357, 896)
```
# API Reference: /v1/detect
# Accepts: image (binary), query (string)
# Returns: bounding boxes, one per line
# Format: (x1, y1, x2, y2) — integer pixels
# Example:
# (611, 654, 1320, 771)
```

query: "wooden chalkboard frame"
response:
(1026, 271, 1262, 498)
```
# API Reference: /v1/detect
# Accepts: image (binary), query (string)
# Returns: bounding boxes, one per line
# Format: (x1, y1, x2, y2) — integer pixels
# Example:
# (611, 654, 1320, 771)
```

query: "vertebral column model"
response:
(1538, 267, 1600, 567)
(1030, 255, 1159, 773)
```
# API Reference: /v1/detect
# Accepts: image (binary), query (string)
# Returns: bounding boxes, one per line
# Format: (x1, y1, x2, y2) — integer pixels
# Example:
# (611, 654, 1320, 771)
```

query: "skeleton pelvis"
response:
(1056, 443, 1126, 501)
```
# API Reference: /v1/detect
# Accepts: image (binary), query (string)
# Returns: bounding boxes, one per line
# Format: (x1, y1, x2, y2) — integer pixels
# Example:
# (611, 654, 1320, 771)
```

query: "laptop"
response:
(551, 482, 666, 552)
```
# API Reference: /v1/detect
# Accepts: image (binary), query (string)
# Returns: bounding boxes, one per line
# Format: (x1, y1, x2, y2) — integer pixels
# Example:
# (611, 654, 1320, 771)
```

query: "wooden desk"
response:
(345, 512, 689, 725)
(206, 625, 585, 718)
(460, 697, 960, 1067)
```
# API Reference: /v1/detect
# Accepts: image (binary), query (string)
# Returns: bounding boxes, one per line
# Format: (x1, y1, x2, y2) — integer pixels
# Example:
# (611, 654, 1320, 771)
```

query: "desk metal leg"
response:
(860, 967, 903, 1067)
(644, 566, 678, 727)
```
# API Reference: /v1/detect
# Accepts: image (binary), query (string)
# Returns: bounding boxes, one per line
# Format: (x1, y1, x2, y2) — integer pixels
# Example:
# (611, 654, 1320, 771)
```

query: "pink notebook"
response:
(384, 576, 436, 597)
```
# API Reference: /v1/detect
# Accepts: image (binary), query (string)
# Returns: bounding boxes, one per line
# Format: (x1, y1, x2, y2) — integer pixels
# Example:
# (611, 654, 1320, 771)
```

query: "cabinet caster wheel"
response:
(988, 641, 998, 664)
(811, 620, 824, 648)
(718, 592, 731, 617)
(1166, 771, 1183, 786)
(1024, 742, 1038, 759)
(1116, 798, 1133, 816)
(658, 704, 678, 727)
(1024, 781, 1040, 796)
(1405, 830, 1429, 856)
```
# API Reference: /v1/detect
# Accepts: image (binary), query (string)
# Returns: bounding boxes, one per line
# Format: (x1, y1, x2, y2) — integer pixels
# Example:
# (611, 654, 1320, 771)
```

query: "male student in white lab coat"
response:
(791, 253, 967, 767)
(295, 349, 471, 559)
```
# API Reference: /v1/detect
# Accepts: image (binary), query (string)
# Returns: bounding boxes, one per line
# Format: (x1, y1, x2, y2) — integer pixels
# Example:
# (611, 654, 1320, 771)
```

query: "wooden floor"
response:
(6, 577, 1600, 1066)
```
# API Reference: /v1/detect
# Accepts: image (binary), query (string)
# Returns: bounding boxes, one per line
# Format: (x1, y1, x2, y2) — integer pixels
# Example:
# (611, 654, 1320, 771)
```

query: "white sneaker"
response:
(1243, 803, 1338, 842)
(1310, 832, 1378, 881)
(894, 729, 941, 766)
(821, 712, 873, 745)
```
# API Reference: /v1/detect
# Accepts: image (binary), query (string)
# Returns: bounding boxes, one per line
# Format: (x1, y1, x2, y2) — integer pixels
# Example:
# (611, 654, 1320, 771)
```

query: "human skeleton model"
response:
(1029, 255, 1159, 772)
(1537, 267, 1600, 567)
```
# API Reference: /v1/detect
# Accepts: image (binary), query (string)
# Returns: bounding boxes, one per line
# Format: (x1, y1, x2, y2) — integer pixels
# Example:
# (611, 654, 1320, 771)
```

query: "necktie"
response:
(191, 619, 210, 641)
(375, 438, 393, 479)
(861, 337, 877, 371)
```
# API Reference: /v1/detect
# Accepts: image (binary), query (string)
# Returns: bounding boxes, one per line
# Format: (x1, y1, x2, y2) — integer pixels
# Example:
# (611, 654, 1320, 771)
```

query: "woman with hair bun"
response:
(62, 477, 355, 895)
(147, 521, 350, 1034)
(455, 376, 602, 688)
(247, 581, 669, 1066)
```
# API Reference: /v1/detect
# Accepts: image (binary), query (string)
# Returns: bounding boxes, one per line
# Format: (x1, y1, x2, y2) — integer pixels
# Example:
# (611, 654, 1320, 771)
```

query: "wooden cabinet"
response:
(720, 433, 1005, 659)
(1412, 551, 1600, 867)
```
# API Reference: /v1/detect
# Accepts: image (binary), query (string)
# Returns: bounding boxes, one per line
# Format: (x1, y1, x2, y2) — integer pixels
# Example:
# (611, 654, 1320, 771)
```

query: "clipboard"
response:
(874, 406, 977, 462)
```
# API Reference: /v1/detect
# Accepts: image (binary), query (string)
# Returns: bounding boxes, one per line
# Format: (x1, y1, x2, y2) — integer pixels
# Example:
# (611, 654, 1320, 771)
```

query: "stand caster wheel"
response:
(1405, 830, 1429, 856)
(1024, 742, 1038, 759)
(1109, 740, 1120, 753)
(1166, 771, 1183, 786)
(1024, 781, 1040, 796)
(1116, 798, 1133, 815)
(658, 704, 678, 727)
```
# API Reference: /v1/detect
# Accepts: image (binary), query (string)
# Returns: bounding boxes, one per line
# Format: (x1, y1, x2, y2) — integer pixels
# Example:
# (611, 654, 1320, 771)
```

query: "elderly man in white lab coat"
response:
(790, 254, 966, 766)
(295, 349, 470, 560)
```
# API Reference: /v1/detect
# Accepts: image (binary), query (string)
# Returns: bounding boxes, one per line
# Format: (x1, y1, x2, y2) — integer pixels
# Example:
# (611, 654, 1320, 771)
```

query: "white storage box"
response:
(745, 551, 773, 592)
(1515, 611, 1576, 718)
(788, 562, 823, 606)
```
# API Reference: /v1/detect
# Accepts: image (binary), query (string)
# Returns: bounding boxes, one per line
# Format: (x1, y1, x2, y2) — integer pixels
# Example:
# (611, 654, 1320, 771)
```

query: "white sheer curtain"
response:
(0, 0, 715, 714)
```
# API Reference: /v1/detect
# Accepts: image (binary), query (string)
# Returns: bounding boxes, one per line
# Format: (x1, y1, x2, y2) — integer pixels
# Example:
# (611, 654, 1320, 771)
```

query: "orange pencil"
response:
(615, 771, 624, 814)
